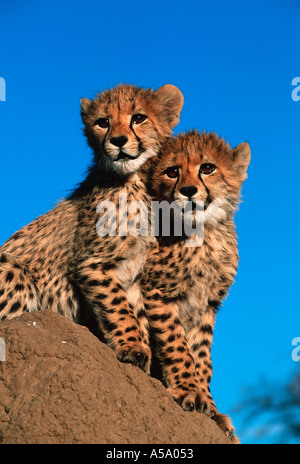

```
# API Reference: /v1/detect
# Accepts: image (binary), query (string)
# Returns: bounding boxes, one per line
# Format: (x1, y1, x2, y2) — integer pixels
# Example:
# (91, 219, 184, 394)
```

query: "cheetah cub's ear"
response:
(154, 84, 184, 128)
(80, 98, 92, 119)
(230, 142, 251, 182)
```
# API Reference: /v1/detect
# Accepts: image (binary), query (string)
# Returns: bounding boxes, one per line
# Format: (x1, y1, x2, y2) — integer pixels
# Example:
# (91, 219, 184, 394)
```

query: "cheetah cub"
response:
(0, 84, 184, 374)
(141, 130, 250, 441)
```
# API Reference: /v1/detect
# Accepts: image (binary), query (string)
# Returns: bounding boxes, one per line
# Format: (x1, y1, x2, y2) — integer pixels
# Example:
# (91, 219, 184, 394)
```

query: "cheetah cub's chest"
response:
(174, 235, 235, 331)
(110, 176, 155, 291)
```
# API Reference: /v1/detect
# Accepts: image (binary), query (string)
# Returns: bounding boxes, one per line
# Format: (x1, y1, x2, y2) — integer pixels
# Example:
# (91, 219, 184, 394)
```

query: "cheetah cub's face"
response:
(147, 130, 251, 227)
(80, 84, 184, 176)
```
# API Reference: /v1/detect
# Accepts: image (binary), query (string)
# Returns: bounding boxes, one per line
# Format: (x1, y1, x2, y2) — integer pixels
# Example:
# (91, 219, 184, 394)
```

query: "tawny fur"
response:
(0, 83, 184, 374)
(140, 130, 251, 442)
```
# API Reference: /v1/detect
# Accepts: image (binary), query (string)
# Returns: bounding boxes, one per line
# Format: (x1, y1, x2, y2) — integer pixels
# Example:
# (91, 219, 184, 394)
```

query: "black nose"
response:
(110, 136, 128, 148)
(180, 186, 198, 198)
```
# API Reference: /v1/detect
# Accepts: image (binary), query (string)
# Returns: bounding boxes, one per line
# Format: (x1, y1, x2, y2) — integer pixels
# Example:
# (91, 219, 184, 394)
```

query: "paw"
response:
(167, 386, 214, 417)
(212, 413, 239, 443)
(116, 343, 151, 374)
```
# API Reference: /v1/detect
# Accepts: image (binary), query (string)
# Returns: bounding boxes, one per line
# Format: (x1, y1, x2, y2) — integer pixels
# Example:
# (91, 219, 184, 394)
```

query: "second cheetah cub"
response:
(141, 130, 251, 441)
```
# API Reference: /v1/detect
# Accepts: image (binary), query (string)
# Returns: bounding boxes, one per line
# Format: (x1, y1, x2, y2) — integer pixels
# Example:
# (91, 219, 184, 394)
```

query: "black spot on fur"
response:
(192, 343, 200, 351)
(96, 293, 108, 300)
(6, 272, 14, 283)
(111, 296, 126, 305)
(208, 299, 220, 310)
(201, 325, 213, 335)
(10, 301, 21, 313)
(119, 308, 129, 315)
(0, 300, 7, 311)
(176, 346, 186, 353)
(166, 346, 175, 353)
(199, 339, 211, 347)
(125, 325, 136, 333)
(149, 312, 172, 322)
(15, 284, 24, 292)
(102, 262, 116, 271)
(136, 308, 146, 319)
(88, 280, 102, 286)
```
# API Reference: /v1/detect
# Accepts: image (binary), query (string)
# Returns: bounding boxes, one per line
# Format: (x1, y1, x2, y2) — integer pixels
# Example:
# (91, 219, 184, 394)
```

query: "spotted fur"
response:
(0, 83, 184, 374)
(140, 130, 250, 440)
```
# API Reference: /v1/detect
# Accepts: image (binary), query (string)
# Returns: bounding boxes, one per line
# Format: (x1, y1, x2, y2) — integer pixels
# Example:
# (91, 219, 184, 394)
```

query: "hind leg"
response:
(0, 254, 39, 321)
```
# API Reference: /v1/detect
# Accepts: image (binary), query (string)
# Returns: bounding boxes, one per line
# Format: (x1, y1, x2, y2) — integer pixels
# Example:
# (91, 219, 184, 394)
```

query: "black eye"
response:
(200, 163, 216, 175)
(131, 114, 147, 125)
(165, 167, 179, 179)
(95, 118, 109, 128)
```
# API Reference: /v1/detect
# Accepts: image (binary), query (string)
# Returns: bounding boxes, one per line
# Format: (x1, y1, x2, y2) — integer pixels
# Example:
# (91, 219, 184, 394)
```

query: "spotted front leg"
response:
(76, 258, 151, 373)
(186, 310, 216, 410)
(187, 307, 238, 441)
(143, 288, 210, 412)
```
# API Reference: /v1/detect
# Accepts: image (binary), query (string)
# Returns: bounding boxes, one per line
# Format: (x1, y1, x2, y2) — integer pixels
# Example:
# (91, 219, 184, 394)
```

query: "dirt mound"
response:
(0, 311, 231, 444)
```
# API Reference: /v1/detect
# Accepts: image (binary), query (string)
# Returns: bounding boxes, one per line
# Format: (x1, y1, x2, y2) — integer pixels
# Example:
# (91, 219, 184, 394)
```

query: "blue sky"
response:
(1, 0, 300, 444)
